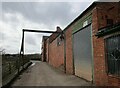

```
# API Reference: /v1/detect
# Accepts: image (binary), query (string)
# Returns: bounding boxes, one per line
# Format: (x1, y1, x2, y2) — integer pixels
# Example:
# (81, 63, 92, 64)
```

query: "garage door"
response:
(73, 25, 93, 81)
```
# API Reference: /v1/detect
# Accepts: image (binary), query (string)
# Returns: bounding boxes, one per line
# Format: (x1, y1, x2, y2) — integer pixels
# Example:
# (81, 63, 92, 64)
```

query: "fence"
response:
(2, 54, 30, 86)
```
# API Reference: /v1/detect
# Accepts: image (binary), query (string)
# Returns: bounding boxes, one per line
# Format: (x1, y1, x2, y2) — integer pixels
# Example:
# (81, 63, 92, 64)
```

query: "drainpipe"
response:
(63, 31, 66, 73)
(91, 25, 94, 83)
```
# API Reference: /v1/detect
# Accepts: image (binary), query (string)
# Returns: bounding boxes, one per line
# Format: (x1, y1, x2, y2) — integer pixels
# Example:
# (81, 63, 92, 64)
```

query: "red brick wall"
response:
(65, 26, 74, 74)
(96, 2, 119, 29)
(41, 36, 49, 62)
(48, 36, 64, 68)
(92, 2, 120, 86)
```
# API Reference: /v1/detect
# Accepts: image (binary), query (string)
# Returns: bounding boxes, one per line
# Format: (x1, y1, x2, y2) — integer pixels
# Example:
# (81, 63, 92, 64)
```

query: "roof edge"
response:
(63, 2, 97, 32)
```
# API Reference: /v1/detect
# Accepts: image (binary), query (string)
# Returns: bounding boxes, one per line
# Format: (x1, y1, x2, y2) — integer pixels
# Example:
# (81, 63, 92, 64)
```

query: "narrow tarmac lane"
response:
(12, 61, 92, 86)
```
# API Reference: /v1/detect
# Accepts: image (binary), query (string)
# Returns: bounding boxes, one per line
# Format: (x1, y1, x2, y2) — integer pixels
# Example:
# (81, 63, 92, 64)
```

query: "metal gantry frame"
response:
(19, 29, 63, 69)
(20, 29, 62, 55)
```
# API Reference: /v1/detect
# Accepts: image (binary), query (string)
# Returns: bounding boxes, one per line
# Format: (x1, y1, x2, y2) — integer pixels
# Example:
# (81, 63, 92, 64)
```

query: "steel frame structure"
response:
(19, 29, 63, 69)
(20, 29, 62, 55)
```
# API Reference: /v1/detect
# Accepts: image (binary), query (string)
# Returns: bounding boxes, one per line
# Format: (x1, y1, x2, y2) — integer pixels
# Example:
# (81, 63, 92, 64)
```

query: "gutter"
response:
(63, 31, 66, 73)
(96, 23, 120, 37)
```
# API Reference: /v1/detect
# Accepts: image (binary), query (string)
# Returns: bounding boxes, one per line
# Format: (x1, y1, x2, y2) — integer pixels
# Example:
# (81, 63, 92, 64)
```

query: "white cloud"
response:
(1, 1, 95, 54)
(1, 0, 96, 2)
(1, 12, 50, 54)
(70, 2, 92, 15)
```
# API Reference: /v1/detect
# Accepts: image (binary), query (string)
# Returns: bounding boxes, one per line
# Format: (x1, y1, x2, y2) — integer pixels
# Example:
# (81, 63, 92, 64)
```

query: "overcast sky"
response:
(0, 0, 98, 54)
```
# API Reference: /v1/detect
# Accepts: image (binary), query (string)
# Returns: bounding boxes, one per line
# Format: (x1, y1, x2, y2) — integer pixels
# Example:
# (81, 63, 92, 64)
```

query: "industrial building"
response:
(41, 2, 120, 86)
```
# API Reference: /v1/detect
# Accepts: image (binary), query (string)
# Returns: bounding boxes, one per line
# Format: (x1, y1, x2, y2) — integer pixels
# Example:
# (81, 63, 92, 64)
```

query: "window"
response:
(83, 20, 88, 27)
(57, 36, 61, 46)
(57, 35, 64, 46)
(105, 34, 120, 76)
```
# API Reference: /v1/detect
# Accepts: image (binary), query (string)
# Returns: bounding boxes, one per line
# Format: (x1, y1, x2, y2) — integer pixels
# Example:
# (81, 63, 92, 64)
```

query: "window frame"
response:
(57, 35, 63, 46)
(104, 33, 120, 78)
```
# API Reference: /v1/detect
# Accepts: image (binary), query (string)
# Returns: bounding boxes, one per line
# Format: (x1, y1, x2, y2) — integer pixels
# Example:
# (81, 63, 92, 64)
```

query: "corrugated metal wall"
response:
(73, 25, 93, 81)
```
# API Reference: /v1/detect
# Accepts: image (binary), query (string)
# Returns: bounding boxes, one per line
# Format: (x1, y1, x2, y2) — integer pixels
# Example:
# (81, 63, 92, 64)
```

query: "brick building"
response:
(48, 27, 64, 69)
(41, 2, 120, 86)
(41, 36, 49, 62)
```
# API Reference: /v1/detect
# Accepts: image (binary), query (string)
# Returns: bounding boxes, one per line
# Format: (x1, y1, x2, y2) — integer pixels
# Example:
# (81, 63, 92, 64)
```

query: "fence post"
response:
(17, 56, 20, 74)
(9, 62, 11, 74)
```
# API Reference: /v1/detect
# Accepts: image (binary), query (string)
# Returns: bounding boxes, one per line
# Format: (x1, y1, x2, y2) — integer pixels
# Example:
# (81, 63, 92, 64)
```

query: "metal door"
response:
(73, 25, 93, 81)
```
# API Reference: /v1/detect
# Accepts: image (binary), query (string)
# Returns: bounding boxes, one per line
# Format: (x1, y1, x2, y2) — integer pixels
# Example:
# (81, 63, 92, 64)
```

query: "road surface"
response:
(12, 61, 92, 86)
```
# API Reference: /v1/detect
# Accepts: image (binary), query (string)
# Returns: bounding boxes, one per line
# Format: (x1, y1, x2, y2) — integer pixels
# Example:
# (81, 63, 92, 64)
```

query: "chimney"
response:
(56, 26, 62, 32)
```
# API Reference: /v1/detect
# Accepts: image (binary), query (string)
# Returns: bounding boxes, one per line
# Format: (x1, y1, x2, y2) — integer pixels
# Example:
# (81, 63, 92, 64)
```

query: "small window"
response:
(57, 36, 61, 46)
(57, 35, 63, 46)
(83, 20, 88, 27)
(105, 34, 120, 76)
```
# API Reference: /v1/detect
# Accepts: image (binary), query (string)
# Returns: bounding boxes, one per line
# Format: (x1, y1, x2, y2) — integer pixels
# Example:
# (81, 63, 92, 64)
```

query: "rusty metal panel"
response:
(73, 25, 92, 81)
